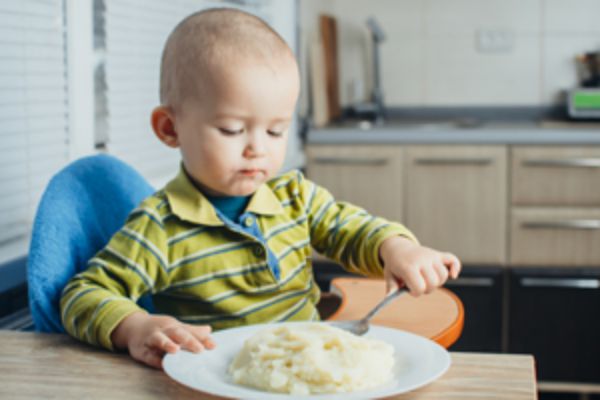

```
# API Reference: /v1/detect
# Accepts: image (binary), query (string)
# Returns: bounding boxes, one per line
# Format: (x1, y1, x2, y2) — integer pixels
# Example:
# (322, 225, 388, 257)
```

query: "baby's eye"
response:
(267, 130, 284, 137)
(219, 127, 244, 135)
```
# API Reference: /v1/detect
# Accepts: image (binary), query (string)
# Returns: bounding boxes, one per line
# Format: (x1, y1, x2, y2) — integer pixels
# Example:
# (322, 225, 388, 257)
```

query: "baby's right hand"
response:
(111, 311, 215, 369)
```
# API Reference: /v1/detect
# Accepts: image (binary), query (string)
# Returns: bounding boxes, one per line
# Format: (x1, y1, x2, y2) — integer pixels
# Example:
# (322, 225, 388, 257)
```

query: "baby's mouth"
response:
(239, 169, 264, 178)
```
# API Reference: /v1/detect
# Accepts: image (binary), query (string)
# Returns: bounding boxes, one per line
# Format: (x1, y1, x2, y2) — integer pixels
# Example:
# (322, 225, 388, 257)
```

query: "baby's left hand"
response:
(379, 236, 461, 296)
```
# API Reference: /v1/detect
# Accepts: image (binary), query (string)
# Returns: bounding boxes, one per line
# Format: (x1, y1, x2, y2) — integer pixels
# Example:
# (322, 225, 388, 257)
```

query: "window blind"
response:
(100, 0, 180, 187)
(0, 0, 69, 261)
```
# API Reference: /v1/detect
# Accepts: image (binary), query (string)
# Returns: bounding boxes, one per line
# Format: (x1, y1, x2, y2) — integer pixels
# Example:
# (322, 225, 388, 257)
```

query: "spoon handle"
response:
(362, 286, 406, 323)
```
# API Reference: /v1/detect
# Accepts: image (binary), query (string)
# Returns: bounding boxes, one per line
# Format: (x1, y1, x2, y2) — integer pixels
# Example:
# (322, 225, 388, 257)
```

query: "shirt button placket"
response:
(243, 216, 254, 228)
(253, 245, 265, 258)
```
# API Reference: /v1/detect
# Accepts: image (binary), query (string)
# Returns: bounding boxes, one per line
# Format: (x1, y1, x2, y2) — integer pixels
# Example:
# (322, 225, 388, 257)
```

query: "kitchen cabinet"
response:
(404, 145, 508, 265)
(445, 267, 504, 352)
(510, 146, 600, 266)
(512, 146, 600, 206)
(510, 208, 600, 266)
(508, 268, 600, 383)
(305, 145, 404, 222)
(306, 143, 600, 268)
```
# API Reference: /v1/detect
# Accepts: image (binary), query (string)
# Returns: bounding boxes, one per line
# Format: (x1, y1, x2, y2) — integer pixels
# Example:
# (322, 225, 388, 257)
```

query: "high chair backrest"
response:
(27, 154, 155, 332)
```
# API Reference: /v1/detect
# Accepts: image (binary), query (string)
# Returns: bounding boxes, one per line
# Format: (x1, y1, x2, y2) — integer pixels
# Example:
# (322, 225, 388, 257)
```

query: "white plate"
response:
(163, 322, 451, 399)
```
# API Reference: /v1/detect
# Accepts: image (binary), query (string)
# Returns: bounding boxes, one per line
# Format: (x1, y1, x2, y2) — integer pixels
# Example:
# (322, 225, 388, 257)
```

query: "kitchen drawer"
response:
(510, 208, 600, 266)
(306, 145, 404, 222)
(512, 146, 600, 206)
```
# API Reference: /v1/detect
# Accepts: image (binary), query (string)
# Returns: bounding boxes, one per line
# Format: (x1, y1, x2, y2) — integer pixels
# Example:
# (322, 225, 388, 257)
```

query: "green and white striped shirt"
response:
(60, 168, 416, 350)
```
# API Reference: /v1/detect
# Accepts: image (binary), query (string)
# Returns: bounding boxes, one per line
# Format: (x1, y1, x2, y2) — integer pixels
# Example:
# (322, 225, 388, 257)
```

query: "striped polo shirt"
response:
(60, 167, 416, 350)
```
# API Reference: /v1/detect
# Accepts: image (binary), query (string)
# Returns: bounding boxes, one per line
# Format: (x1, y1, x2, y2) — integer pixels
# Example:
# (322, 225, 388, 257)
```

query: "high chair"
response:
(27, 154, 155, 332)
(320, 277, 464, 348)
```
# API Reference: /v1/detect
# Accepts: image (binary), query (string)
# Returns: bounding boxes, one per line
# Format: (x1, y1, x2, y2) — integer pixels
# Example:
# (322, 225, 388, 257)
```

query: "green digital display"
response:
(573, 92, 600, 109)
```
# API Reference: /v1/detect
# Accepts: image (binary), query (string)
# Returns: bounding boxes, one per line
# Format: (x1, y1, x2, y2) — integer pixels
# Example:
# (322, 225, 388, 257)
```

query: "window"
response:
(0, 0, 300, 269)
(0, 0, 69, 263)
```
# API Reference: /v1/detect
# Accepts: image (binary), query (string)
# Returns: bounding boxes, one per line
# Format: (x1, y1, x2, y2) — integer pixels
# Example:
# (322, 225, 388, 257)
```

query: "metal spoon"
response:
(327, 286, 407, 335)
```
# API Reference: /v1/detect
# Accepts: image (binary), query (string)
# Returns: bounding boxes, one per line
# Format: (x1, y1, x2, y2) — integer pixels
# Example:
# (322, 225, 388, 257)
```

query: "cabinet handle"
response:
(444, 277, 494, 287)
(520, 277, 600, 289)
(522, 158, 600, 168)
(521, 220, 600, 230)
(414, 158, 493, 166)
(312, 157, 389, 166)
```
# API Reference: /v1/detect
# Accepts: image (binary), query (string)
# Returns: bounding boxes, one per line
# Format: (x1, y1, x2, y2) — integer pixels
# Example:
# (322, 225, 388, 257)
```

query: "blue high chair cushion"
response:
(27, 154, 155, 332)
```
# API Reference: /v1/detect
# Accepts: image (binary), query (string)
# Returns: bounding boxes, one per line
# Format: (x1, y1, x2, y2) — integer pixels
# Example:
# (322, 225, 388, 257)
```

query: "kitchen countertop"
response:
(0, 330, 537, 399)
(308, 120, 600, 145)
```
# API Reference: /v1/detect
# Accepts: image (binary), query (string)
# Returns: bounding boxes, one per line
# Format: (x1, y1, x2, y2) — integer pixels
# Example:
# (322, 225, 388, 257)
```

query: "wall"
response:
(301, 0, 600, 108)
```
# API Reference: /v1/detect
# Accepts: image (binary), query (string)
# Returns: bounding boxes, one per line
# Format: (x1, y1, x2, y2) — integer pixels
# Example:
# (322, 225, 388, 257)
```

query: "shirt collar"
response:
(164, 166, 284, 225)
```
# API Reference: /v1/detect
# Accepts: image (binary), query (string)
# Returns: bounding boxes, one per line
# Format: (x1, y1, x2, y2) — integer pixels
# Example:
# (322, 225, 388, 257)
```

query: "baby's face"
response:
(174, 57, 300, 197)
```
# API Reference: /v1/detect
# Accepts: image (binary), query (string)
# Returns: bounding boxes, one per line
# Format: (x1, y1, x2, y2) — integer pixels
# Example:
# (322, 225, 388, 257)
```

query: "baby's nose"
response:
(243, 132, 267, 157)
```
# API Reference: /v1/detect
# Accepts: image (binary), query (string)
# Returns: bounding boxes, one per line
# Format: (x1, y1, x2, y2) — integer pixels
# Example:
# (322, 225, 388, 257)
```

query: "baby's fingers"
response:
(147, 331, 180, 354)
(443, 252, 461, 279)
(189, 325, 216, 350)
(433, 262, 449, 285)
(384, 272, 401, 295)
(403, 266, 427, 297)
(141, 347, 165, 369)
(420, 266, 440, 294)
(164, 326, 205, 353)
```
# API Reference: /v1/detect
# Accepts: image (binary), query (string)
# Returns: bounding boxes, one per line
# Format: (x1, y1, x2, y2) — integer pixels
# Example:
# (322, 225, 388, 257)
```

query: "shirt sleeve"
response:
(298, 171, 418, 277)
(59, 207, 170, 350)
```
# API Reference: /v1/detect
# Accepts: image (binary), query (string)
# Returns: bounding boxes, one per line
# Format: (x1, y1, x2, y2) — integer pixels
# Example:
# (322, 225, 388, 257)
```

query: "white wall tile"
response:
(335, 17, 372, 106)
(300, 0, 600, 107)
(423, 34, 541, 105)
(334, 0, 423, 34)
(544, 0, 600, 33)
(380, 38, 425, 105)
(335, 22, 426, 106)
(333, 0, 424, 105)
(425, 0, 541, 36)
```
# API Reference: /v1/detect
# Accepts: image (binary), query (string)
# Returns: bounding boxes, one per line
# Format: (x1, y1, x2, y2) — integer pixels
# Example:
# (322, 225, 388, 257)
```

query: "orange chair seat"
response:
(325, 277, 464, 348)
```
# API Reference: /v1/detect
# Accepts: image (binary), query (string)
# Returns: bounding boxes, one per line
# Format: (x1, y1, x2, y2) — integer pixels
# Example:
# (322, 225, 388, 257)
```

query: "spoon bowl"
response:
(327, 286, 407, 335)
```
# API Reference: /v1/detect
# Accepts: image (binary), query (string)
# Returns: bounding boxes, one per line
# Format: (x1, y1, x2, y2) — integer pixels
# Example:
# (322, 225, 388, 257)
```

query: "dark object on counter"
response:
(576, 52, 600, 87)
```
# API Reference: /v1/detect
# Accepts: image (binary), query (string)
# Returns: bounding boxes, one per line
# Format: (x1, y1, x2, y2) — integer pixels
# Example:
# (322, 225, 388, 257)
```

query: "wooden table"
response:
(0, 331, 537, 399)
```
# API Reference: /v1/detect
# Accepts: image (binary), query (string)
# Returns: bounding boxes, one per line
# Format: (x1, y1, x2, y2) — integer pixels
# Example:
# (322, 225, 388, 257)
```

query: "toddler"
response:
(60, 8, 461, 369)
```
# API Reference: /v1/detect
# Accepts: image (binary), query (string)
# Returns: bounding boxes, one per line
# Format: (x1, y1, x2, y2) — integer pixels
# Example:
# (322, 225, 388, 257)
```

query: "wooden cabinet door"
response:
(405, 145, 508, 265)
(305, 145, 404, 222)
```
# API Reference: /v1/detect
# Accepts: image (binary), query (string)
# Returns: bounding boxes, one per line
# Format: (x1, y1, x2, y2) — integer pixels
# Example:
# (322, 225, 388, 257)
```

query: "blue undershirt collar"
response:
(204, 194, 251, 223)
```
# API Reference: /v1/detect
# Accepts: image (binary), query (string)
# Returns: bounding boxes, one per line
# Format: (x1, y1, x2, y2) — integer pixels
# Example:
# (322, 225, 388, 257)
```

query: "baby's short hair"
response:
(159, 8, 293, 110)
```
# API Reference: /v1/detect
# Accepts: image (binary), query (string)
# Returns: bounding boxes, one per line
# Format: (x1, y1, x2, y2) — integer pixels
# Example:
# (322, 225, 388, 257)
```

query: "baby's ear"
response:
(151, 106, 179, 148)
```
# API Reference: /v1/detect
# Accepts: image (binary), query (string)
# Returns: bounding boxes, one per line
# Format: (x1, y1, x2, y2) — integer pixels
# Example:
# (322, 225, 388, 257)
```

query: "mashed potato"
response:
(228, 323, 395, 395)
